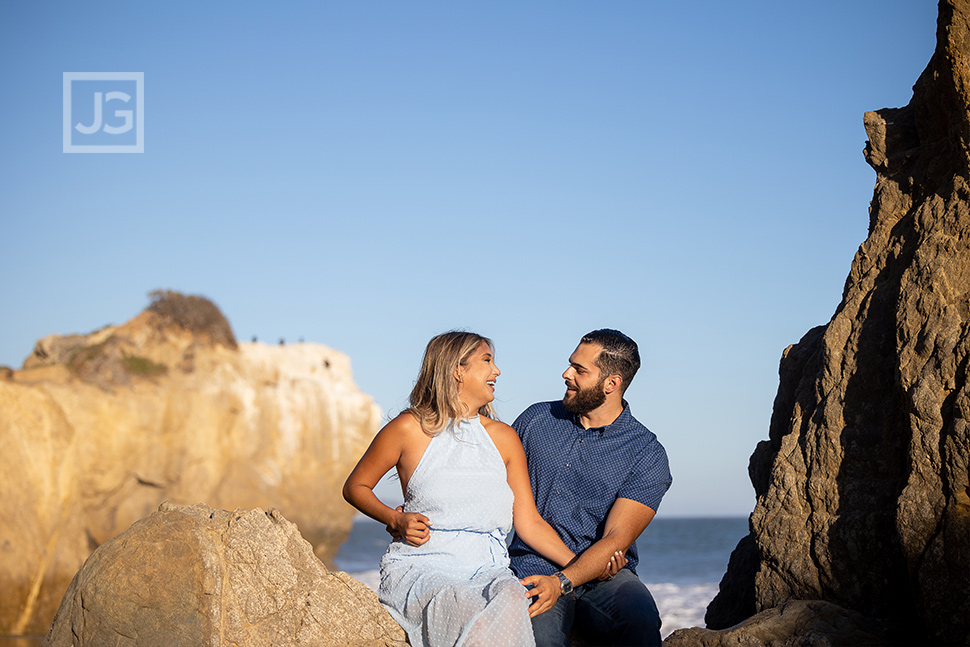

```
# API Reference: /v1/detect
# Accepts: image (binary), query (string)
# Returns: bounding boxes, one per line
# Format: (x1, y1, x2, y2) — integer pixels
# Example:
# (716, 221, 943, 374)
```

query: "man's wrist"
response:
(553, 571, 573, 595)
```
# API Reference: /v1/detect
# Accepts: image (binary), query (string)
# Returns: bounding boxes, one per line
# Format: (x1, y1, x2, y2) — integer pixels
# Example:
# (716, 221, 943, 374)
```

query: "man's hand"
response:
(386, 506, 432, 546)
(520, 574, 562, 618)
(597, 550, 628, 581)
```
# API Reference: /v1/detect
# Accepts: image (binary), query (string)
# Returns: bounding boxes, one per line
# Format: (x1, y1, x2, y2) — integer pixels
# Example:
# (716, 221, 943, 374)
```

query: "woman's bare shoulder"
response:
(481, 418, 522, 453)
(383, 411, 425, 437)
(481, 416, 515, 434)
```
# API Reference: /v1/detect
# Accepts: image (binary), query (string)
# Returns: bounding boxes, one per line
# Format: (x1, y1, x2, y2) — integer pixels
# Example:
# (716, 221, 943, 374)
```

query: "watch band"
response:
(553, 571, 573, 595)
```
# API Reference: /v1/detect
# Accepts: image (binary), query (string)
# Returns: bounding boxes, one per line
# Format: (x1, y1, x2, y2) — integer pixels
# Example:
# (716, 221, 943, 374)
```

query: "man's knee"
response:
(610, 577, 662, 638)
(615, 575, 660, 616)
(574, 572, 662, 646)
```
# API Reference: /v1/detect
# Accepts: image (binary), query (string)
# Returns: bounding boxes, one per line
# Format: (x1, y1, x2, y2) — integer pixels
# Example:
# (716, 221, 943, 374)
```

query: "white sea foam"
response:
(347, 568, 381, 592)
(645, 581, 717, 637)
(344, 570, 714, 638)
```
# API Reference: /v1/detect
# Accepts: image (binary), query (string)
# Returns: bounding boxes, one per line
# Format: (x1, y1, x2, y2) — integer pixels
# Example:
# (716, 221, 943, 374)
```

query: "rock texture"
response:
(0, 297, 382, 636)
(666, 600, 892, 647)
(41, 502, 407, 647)
(706, 2, 970, 645)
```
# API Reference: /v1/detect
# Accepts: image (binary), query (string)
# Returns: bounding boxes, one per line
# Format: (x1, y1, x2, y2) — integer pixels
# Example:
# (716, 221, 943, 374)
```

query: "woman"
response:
(343, 332, 575, 647)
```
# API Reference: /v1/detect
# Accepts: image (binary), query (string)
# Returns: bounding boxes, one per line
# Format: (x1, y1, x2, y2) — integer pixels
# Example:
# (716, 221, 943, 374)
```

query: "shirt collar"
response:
(568, 400, 632, 433)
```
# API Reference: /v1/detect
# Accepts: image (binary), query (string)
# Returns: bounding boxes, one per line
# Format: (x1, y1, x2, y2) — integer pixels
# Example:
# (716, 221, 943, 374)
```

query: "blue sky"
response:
(0, 2, 938, 517)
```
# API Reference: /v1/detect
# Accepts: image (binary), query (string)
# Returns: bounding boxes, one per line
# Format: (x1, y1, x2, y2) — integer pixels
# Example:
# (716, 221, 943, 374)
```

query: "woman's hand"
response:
(385, 506, 404, 541)
(390, 508, 432, 546)
(520, 574, 562, 618)
(597, 550, 628, 581)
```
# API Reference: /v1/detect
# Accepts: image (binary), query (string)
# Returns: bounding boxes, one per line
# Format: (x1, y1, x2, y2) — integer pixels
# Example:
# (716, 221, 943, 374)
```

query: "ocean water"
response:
(335, 515, 749, 638)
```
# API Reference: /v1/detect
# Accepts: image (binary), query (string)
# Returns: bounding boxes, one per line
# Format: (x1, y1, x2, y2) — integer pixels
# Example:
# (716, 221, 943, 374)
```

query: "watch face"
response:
(556, 572, 573, 594)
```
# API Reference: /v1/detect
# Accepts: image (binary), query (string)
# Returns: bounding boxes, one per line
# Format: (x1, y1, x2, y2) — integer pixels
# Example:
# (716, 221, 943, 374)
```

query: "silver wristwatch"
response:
(553, 571, 573, 595)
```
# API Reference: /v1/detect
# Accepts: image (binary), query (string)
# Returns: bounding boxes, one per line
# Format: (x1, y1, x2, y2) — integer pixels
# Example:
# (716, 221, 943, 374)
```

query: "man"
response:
(513, 329, 672, 647)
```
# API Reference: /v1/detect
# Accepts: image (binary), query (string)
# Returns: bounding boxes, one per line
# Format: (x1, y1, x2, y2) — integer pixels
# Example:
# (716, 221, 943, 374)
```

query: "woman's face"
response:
(457, 341, 501, 412)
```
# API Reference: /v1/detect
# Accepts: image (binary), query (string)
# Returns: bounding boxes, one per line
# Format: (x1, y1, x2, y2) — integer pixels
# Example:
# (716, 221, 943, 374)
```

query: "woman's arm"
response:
(498, 426, 575, 567)
(485, 420, 576, 617)
(342, 414, 433, 546)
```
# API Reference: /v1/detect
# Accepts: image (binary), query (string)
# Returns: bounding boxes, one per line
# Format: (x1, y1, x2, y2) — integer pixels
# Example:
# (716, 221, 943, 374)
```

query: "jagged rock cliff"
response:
(0, 294, 382, 636)
(703, 2, 970, 645)
(41, 503, 407, 647)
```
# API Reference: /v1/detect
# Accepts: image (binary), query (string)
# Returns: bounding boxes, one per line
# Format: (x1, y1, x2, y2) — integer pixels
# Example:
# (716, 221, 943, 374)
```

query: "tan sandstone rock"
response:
(41, 502, 407, 647)
(0, 295, 382, 636)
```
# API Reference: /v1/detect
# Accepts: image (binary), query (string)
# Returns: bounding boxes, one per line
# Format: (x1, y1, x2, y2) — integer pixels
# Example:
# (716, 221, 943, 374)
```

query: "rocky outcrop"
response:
(705, 2, 970, 645)
(667, 600, 892, 647)
(0, 295, 382, 636)
(41, 502, 407, 647)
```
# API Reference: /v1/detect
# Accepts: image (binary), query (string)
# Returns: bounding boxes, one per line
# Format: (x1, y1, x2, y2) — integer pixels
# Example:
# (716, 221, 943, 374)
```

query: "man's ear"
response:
(604, 375, 622, 395)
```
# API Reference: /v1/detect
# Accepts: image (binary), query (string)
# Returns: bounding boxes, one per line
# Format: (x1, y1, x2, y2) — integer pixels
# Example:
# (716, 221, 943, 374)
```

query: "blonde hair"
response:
(406, 331, 496, 436)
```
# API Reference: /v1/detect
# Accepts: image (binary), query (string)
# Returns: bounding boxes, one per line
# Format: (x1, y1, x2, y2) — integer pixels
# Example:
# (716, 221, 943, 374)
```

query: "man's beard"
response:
(562, 379, 607, 415)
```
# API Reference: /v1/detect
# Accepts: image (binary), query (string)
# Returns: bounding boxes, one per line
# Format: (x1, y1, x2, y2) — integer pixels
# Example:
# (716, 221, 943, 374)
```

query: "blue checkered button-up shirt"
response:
(508, 400, 672, 579)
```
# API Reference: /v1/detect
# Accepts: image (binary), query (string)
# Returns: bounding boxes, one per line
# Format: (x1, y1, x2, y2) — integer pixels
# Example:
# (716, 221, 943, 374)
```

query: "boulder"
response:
(41, 502, 407, 647)
(706, 2, 970, 645)
(0, 294, 382, 635)
(665, 600, 891, 647)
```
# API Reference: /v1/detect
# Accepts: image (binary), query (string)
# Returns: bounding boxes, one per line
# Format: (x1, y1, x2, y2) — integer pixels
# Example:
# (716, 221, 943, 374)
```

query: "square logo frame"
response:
(63, 72, 144, 153)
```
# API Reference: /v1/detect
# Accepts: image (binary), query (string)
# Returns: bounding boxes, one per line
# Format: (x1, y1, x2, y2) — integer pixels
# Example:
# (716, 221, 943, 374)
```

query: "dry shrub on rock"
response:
(147, 289, 237, 349)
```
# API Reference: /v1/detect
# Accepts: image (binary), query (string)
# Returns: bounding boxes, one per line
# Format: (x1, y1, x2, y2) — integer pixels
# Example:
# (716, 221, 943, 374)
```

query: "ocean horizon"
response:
(335, 514, 749, 638)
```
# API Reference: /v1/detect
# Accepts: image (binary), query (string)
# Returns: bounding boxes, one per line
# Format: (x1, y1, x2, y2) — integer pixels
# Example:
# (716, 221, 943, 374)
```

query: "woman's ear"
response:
(453, 365, 464, 395)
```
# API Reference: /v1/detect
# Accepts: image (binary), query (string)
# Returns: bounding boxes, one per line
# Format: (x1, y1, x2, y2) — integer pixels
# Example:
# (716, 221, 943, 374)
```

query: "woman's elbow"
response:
(512, 513, 542, 538)
(341, 479, 356, 505)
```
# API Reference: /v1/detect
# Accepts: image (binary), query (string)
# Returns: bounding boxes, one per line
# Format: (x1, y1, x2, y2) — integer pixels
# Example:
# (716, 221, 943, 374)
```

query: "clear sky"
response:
(0, 2, 939, 517)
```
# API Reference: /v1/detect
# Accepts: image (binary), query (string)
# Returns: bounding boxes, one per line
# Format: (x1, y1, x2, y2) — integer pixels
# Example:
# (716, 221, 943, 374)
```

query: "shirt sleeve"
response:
(511, 402, 544, 442)
(617, 439, 672, 512)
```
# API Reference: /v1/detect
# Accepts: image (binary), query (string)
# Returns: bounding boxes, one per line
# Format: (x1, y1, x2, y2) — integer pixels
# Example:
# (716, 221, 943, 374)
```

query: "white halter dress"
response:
(379, 416, 535, 647)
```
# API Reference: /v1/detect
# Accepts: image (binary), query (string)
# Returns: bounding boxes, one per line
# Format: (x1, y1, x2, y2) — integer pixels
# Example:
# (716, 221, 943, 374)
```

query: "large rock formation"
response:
(0, 293, 382, 636)
(705, 2, 970, 645)
(41, 502, 407, 647)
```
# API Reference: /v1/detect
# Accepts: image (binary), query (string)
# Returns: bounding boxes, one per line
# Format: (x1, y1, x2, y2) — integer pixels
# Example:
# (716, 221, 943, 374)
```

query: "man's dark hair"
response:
(581, 329, 640, 394)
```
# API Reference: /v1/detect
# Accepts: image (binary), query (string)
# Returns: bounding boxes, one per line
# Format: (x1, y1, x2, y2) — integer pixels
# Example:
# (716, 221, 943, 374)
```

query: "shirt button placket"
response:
(557, 435, 580, 496)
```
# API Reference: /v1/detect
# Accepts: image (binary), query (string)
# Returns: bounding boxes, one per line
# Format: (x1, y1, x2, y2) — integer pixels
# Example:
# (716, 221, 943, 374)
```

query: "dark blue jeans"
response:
(531, 570, 662, 647)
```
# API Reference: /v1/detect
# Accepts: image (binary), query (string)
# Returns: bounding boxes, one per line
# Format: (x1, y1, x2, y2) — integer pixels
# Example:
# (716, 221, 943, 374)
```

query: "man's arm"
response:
(558, 498, 656, 588)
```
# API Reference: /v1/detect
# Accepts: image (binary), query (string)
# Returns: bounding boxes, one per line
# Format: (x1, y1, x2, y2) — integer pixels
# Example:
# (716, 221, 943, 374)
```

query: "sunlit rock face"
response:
(0, 301, 381, 636)
(41, 503, 407, 647)
(706, 2, 970, 645)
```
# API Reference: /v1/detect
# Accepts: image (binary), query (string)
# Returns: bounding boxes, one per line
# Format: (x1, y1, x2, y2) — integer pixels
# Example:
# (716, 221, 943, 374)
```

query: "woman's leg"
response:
(462, 576, 537, 647)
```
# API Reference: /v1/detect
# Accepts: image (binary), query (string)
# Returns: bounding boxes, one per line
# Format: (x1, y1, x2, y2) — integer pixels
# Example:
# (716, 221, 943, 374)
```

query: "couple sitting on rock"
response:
(343, 329, 672, 647)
